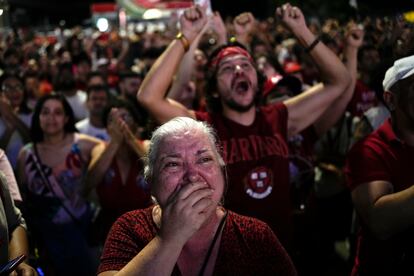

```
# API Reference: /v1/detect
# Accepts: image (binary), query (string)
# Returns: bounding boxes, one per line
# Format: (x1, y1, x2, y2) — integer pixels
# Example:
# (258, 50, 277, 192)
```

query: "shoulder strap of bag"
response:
(32, 144, 83, 226)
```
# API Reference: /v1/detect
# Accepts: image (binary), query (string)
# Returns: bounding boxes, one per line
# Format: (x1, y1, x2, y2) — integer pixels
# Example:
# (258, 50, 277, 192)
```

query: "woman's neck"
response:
(184, 208, 226, 249)
(179, 208, 226, 276)
(42, 132, 69, 146)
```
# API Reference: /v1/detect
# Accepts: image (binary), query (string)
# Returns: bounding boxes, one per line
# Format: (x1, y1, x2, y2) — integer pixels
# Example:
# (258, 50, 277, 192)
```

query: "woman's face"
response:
(2, 77, 24, 109)
(39, 99, 68, 136)
(152, 131, 224, 208)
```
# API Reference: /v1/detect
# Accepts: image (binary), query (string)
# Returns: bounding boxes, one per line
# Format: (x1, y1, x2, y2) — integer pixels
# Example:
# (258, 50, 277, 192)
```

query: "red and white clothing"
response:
(196, 102, 292, 246)
(20, 133, 99, 274)
(345, 119, 414, 275)
(347, 80, 378, 118)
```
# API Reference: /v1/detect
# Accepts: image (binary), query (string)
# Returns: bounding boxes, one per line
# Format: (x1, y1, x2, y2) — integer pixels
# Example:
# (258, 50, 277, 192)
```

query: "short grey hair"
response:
(144, 117, 225, 182)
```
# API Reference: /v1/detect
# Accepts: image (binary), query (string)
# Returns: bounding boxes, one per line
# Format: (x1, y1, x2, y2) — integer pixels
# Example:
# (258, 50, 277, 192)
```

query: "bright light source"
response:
(136, 23, 145, 33)
(143, 9, 163, 20)
(96, 18, 109, 32)
(0, 9, 3, 16)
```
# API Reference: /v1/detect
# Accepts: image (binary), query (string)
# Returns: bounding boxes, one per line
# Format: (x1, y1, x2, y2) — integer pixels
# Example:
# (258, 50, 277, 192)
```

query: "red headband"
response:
(210, 46, 254, 69)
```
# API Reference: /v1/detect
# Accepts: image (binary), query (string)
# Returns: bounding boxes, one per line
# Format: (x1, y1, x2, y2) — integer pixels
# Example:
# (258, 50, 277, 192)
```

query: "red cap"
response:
(263, 74, 283, 98)
(283, 61, 302, 74)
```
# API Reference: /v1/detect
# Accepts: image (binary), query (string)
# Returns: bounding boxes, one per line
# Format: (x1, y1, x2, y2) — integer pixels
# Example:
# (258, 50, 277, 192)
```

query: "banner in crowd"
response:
(117, 0, 211, 18)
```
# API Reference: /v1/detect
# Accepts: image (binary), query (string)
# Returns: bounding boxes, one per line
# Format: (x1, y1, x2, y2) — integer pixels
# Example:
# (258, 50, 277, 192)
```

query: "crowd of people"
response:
(0, 1, 413, 275)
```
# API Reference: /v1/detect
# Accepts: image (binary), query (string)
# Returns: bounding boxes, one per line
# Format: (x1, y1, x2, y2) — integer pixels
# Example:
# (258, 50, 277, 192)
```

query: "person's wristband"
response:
(305, 36, 320, 53)
(176, 32, 190, 52)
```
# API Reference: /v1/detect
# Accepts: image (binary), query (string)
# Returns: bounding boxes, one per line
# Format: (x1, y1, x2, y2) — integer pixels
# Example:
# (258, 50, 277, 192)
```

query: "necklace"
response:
(151, 206, 228, 276)
(198, 210, 228, 276)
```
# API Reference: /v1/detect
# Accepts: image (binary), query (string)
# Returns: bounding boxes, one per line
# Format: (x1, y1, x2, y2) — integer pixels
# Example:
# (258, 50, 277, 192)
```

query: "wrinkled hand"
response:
(11, 262, 37, 276)
(276, 3, 307, 34)
(345, 24, 364, 48)
(179, 5, 208, 43)
(158, 182, 215, 245)
(107, 108, 124, 144)
(233, 12, 255, 37)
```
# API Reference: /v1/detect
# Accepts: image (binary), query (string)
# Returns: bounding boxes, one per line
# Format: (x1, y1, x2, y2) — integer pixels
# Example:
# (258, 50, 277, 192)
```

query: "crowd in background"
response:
(0, 4, 413, 275)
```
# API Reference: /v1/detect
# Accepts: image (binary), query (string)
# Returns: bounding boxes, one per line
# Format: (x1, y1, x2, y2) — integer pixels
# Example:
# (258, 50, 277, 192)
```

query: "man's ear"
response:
(383, 91, 396, 111)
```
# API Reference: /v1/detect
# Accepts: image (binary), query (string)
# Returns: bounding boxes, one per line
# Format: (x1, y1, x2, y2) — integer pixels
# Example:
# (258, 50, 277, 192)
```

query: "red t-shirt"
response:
(347, 80, 378, 118)
(345, 119, 414, 275)
(196, 103, 292, 247)
(98, 207, 297, 275)
(97, 158, 152, 237)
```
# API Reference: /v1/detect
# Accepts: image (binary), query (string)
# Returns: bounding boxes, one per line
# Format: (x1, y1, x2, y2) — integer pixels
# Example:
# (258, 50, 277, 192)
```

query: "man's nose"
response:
(234, 64, 242, 74)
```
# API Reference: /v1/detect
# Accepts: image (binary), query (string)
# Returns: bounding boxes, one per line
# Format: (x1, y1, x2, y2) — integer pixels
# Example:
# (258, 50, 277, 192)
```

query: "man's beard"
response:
(224, 85, 259, 113)
(223, 96, 256, 113)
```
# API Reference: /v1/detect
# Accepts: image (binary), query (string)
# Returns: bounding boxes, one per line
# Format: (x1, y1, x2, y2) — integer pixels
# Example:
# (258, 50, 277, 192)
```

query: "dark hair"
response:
(101, 98, 141, 128)
(86, 71, 107, 85)
(257, 54, 285, 75)
(3, 47, 21, 61)
(22, 71, 39, 80)
(86, 84, 110, 100)
(357, 44, 378, 62)
(53, 62, 76, 91)
(0, 72, 23, 88)
(0, 72, 32, 114)
(31, 93, 78, 142)
(204, 42, 266, 113)
(73, 51, 92, 67)
(65, 35, 82, 54)
(118, 70, 143, 81)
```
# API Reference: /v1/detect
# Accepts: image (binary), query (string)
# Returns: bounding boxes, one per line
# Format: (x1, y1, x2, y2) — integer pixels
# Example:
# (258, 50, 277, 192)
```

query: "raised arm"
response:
(167, 16, 209, 108)
(352, 180, 414, 240)
(168, 11, 228, 109)
(0, 95, 31, 148)
(278, 3, 351, 137)
(313, 24, 364, 135)
(121, 123, 149, 157)
(137, 5, 208, 124)
(83, 110, 123, 196)
(233, 12, 256, 49)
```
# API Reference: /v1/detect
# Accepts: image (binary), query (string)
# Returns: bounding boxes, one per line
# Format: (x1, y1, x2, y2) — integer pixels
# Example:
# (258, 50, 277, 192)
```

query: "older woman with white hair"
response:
(98, 117, 297, 276)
